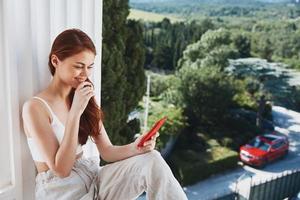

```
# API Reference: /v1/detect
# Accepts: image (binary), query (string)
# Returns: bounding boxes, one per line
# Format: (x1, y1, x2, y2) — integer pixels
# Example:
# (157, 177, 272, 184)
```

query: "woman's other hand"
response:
(70, 81, 94, 116)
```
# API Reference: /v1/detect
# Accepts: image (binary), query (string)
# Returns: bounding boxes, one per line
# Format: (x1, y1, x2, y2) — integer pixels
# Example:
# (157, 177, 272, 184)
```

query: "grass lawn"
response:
(128, 9, 183, 23)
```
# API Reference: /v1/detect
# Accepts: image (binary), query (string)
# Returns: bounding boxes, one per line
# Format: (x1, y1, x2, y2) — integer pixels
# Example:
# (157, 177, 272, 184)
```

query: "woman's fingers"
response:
(141, 132, 160, 146)
(77, 81, 92, 90)
(82, 88, 94, 96)
(136, 131, 160, 153)
(88, 91, 95, 98)
(79, 85, 94, 95)
(150, 132, 159, 141)
(140, 143, 154, 151)
(145, 146, 153, 152)
(143, 138, 156, 147)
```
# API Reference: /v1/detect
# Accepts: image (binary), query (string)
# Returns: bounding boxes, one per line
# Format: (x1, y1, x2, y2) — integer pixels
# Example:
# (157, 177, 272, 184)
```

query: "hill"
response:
(128, 9, 182, 23)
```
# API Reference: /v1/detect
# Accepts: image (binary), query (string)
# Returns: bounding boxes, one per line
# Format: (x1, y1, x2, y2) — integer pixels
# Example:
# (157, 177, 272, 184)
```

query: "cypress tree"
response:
(102, 0, 146, 144)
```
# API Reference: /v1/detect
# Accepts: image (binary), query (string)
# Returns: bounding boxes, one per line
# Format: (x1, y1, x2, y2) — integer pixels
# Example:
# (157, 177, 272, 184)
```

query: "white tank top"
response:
(27, 96, 83, 162)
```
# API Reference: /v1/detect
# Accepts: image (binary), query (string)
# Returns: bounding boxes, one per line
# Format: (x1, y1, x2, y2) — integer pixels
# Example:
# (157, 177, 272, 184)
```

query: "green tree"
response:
(178, 28, 239, 71)
(152, 44, 173, 70)
(177, 66, 237, 127)
(291, 86, 300, 112)
(232, 32, 251, 57)
(124, 20, 147, 114)
(143, 18, 215, 71)
(200, 28, 231, 51)
(102, 0, 146, 144)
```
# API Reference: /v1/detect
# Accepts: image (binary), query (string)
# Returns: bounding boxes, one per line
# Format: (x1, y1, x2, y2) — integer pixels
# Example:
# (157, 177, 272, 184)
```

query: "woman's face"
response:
(53, 50, 95, 88)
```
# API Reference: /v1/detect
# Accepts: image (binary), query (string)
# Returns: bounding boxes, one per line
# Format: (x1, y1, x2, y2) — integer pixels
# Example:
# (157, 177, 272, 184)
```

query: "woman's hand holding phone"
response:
(132, 132, 160, 154)
(131, 116, 167, 155)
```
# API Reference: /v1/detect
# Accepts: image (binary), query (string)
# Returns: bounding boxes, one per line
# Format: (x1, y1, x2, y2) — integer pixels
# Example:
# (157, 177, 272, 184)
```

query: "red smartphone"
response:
(137, 116, 167, 147)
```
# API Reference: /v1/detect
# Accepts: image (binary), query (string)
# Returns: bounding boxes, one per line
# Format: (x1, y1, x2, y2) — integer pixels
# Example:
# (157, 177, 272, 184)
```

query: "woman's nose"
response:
(81, 68, 89, 76)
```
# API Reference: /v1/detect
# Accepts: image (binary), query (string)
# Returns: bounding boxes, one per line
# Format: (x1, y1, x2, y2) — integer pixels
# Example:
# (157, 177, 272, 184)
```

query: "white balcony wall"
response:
(0, 0, 103, 199)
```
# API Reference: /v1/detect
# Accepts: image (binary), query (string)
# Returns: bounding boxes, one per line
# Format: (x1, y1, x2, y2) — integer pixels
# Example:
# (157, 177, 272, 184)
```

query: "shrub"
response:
(168, 147, 239, 186)
(147, 101, 187, 150)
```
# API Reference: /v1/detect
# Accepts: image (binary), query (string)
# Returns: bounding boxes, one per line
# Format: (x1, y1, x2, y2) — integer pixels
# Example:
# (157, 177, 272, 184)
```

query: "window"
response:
(272, 141, 284, 149)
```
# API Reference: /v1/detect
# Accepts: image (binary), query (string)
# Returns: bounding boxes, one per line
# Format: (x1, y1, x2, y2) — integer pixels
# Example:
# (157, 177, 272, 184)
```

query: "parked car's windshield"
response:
(249, 138, 270, 151)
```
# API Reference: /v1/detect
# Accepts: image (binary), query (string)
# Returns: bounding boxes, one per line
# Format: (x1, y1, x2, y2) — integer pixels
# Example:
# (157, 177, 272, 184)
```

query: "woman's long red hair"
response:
(48, 29, 103, 145)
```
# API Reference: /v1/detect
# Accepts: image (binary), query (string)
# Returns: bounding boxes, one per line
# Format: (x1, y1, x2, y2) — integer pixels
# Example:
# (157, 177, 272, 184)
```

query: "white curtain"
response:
(0, 0, 102, 199)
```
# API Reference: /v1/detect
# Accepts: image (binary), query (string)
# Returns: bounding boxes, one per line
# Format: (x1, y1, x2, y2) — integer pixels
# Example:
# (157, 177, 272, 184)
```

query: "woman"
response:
(22, 29, 188, 200)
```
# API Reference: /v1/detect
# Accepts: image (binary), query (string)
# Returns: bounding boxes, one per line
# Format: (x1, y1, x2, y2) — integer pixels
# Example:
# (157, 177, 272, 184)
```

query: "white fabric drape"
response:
(0, 0, 102, 199)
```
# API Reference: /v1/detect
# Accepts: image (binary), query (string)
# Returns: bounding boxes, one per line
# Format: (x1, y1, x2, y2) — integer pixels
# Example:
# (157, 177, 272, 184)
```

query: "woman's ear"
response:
(51, 55, 59, 67)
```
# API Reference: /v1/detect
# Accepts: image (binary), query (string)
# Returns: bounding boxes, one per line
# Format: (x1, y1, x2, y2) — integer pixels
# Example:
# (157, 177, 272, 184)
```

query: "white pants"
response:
(35, 150, 188, 200)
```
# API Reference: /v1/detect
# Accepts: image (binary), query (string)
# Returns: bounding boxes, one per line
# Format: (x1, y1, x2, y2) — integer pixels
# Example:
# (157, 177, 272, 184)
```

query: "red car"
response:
(239, 134, 289, 168)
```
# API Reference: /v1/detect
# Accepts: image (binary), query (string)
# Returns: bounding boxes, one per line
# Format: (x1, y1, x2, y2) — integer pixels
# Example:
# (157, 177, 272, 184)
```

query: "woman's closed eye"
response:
(74, 66, 93, 69)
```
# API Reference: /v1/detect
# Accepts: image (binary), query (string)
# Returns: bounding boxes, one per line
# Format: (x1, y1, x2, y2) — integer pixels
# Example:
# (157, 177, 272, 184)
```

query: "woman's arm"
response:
(92, 121, 158, 163)
(22, 100, 81, 178)
(23, 82, 94, 177)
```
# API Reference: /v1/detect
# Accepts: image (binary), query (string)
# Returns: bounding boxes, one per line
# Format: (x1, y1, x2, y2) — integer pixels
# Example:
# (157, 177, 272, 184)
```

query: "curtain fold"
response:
(0, 0, 102, 199)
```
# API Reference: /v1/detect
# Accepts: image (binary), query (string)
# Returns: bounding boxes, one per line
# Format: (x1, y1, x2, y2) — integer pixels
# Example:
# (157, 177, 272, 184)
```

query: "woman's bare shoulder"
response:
(23, 91, 45, 108)
(22, 92, 53, 125)
(24, 90, 54, 107)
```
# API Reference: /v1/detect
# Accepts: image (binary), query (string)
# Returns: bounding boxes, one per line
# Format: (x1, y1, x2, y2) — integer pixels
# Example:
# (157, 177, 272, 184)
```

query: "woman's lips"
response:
(76, 78, 86, 82)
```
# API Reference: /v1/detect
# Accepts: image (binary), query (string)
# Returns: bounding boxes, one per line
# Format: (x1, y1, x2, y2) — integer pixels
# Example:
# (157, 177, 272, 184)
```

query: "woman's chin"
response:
(70, 82, 80, 89)
(72, 80, 83, 88)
